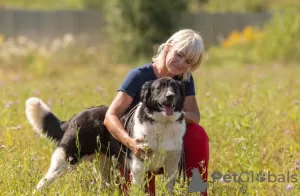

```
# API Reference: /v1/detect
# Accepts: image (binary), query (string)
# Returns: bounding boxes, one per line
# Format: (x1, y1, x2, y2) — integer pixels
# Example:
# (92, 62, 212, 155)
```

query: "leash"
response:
(178, 144, 187, 183)
(122, 104, 139, 180)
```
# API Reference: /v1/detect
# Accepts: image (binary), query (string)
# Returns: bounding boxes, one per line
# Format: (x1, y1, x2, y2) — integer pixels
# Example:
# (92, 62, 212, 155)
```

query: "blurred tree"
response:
(97, 0, 187, 62)
(82, 0, 104, 9)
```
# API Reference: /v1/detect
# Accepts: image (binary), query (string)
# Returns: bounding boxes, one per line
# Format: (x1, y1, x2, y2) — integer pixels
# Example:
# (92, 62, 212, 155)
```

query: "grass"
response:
(0, 39, 300, 195)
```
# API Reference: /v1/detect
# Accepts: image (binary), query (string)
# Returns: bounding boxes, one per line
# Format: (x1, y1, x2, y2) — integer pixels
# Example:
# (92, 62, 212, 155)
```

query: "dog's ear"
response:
(179, 81, 185, 99)
(140, 80, 153, 103)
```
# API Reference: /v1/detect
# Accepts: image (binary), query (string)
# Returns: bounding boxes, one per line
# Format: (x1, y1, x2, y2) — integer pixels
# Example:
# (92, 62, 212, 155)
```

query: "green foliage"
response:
(0, 0, 83, 9)
(99, 0, 187, 62)
(198, 0, 300, 13)
(205, 43, 256, 67)
(81, 0, 104, 9)
(205, 0, 266, 13)
(1, 0, 300, 13)
(254, 10, 300, 63)
(205, 10, 300, 66)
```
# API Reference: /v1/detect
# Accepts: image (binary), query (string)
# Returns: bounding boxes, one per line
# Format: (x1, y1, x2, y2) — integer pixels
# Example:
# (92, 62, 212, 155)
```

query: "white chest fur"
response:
(131, 105, 186, 170)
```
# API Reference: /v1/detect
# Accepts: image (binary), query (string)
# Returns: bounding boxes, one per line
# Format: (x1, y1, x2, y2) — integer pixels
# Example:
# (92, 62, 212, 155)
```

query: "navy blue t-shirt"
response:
(119, 63, 195, 110)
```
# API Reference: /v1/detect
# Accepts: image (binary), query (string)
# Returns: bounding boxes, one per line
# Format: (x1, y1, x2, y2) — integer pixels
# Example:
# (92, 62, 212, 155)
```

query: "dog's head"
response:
(140, 77, 185, 116)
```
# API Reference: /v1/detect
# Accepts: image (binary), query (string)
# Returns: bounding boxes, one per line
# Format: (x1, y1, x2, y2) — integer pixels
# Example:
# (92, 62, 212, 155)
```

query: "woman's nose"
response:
(178, 58, 186, 66)
(178, 58, 188, 68)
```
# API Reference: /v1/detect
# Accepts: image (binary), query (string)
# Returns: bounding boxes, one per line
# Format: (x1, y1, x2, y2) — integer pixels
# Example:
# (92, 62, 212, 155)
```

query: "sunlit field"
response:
(0, 37, 299, 195)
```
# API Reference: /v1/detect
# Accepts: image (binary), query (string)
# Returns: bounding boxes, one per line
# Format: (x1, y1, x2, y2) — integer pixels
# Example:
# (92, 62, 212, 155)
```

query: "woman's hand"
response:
(104, 92, 153, 160)
(128, 137, 153, 160)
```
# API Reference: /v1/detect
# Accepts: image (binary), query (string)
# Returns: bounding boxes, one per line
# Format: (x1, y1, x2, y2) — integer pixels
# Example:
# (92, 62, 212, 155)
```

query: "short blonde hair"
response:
(152, 29, 204, 81)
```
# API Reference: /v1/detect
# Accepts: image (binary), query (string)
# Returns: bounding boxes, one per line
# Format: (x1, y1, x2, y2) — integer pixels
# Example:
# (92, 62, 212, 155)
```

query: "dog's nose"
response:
(166, 93, 174, 101)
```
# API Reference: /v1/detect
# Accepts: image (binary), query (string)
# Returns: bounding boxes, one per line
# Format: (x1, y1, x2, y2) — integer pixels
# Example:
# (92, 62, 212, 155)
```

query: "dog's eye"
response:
(156, 85, 164, 90)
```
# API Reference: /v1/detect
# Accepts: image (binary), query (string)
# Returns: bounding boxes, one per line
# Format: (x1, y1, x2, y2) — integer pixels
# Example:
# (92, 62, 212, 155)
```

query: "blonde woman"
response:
(104, 29, 209, 195)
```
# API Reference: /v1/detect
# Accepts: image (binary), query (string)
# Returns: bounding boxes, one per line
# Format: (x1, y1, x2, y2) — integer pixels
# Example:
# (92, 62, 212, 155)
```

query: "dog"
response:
(25, 77, 186, 194)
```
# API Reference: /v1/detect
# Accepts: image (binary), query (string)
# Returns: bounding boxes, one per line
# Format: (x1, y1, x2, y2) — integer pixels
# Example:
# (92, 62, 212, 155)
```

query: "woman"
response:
(104, 29, 209, 195)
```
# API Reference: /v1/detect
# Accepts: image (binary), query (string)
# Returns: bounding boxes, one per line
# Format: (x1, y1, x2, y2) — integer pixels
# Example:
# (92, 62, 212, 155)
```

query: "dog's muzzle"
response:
(159, 92, 175, 116)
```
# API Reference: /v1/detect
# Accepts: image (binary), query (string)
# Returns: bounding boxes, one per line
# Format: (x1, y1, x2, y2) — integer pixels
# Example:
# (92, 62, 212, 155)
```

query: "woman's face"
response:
(164, 46, 193, 76)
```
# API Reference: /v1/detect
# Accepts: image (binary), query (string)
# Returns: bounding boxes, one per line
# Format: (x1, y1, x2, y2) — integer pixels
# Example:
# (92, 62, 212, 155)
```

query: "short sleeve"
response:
(185, 75, 196, 96)
(118, 69, 141, 99)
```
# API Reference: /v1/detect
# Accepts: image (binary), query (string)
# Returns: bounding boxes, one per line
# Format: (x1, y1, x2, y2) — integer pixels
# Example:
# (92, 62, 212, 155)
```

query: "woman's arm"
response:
(183, 95, 200, 124)
(104, 91, 133, 146)
(104, 92, 146, 158)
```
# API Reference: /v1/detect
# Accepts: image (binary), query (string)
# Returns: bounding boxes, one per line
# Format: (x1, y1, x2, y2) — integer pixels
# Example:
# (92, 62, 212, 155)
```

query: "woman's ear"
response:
(164, 43, 173, 52)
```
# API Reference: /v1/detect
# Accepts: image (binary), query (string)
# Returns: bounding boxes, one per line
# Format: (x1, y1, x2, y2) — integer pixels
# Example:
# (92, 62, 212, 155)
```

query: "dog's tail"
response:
(25, 97, 64, 142)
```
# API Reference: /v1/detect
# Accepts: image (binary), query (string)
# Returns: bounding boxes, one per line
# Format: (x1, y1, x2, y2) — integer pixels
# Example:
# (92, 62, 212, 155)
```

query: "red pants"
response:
(120, 123, 209, 195)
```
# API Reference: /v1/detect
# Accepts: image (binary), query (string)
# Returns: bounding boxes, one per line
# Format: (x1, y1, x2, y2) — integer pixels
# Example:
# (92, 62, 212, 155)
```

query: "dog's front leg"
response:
(130, 156, 145, 192)
(164, 151, 181, 194)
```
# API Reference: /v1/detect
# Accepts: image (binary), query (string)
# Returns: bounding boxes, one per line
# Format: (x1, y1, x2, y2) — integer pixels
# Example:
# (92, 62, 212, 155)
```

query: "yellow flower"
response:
(0, 34, 4, 44)
(243, 26, 255, 41)
(222, 26, 263, 48)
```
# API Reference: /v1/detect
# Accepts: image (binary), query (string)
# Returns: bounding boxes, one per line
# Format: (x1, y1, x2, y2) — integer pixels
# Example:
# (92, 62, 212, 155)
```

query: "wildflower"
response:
(242, 82, 250, 88)
(243, 26, 255, 41)
(33, 90, 40, 95)
(97, 86, 104, 93)
(0, 80, 5, 86)
(62, 34, 75, 48)
(97, 86, 106, 97)
(286, 184, 293, 190)
(10, 125, 22, 130)
(233, 137, 246, 144)
(205, 92, 210, 97)
(293, 100, 299, 105)
(0, 33, 4, 43)
(295, 160, 299, 166)
(13, 75, 20, 81)
(16, 36, 28, 45)
(5, 101, 13, 108)
(284, 130, 291, 135)
(219, 177, 225, 183)
(232, 98, 242, 106)
(47, 100, 53, 108)
(277, 85, 282, 91)
(273, 63, 281, 67)
(0, 145, 6, 149)
(87, 47, 97, 55)
(49, 38, 62, 53)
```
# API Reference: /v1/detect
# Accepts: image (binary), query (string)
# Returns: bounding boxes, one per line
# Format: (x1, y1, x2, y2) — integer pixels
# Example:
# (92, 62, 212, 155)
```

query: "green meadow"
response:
(0, 35, 299, 195)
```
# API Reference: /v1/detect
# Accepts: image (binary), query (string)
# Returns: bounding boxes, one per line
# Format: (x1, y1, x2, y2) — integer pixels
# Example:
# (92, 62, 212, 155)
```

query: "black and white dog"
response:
(25, 77, 186, 193)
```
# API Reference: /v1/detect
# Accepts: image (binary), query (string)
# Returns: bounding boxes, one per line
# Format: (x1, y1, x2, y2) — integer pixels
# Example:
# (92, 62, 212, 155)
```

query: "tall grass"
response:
(0, 36, 299, 195)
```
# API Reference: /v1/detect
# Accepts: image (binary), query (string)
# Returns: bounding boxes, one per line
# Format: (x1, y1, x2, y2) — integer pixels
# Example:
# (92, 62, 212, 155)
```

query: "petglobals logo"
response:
(211, 171, 298, 183)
